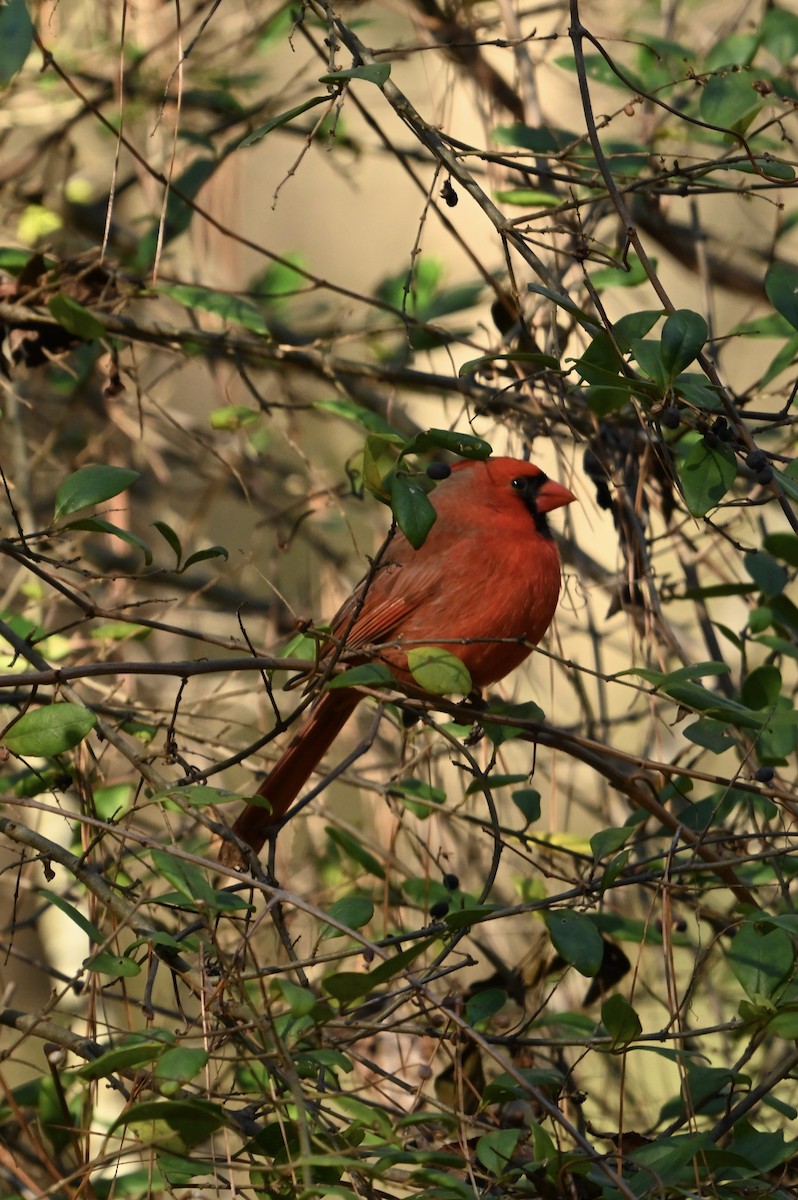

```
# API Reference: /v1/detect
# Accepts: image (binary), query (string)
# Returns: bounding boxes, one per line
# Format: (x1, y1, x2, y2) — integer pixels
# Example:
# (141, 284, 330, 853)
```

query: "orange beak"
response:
(536, 478, 577, 514)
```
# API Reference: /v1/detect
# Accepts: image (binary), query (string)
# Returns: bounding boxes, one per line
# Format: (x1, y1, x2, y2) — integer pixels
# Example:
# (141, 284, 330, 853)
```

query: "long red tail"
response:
(226, 689, 362, 858)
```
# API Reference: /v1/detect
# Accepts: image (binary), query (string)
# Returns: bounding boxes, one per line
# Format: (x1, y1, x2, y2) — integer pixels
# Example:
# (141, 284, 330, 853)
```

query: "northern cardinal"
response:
(222, 456, 575, 863)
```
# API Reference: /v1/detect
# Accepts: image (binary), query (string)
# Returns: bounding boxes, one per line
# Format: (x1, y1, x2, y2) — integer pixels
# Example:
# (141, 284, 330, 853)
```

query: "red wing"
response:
(330, 557, 439, 654)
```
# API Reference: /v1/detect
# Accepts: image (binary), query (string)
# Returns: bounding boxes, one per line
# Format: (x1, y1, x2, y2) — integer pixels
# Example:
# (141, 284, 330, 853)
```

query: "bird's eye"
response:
(511, 476, 528, 491)
(427, 462, 452, 480)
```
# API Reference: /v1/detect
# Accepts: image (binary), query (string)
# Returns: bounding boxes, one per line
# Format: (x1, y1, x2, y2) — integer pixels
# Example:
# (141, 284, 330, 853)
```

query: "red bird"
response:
(222, 456, 575, 862)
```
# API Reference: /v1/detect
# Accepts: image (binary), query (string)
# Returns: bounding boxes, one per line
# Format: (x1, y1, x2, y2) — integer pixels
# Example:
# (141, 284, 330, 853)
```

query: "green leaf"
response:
(210, 404, 260, 431)
(159, 282, 270, 335)
(400, 428, 493, 460)
(320, 64, 391, 86)
(151, 849, 216, 908)
(630, 338, 666, 389)
(660, 309, 708, 380)
(322, 942, 429, 1001)
(511, 788, 541, 824)
(493, 124, 579, 153)
(700, 71, 763, 134)
(483, 698, 545, 747)
(765, 262, 798, 330)
(326, 662, 396, 690)
(4, 703, 96, 756)
(444, 904, 497, 931)
(406, 646, 472, 695)
(590, 826, 631, 859)
(72, 1040, 169, 1080)
(494, 189, 562, 208)
(0, 0, 33, 87)
(134, 159, 220, 269)
(465, 987, 507, 1026)
(763, 532, 798, 569)
(108, 1098, 227, 1148)
(684, 718, 735, 752)
(389, 472, 437, 549)
(314, 398, 401, 437)
(320, 895, 374, 939)
(65, 518, 153, 565)
(476, 1128, 521, 1176)
(544, 909, 604, 977)
(325, 827, 386, 879)
(589, 253, 649, 290)
(47, 293, 106, 340)
(238, 95, 329, 147)
(742, 664, 782, 710)
(390, 777, 447, 818)
(273, 978, 318, 1018)
(153, 520, 182, 566)
(678, 437, 737, 515)
(155, 1047, 210, 1090)
(180, 545, 229, 572)
(39, 890, 103, 944)
(54, 465, 140, 521)
(85, 952, 141, 978)
(674, 372, 722, 409)
(762, 6, 798, 65)
(727, 921, 793, 1000)
(459, 350, 560, 377)
(745, 550, 788, 596)
(601, 994, 642, 1047)
(171, 785, 240, 807)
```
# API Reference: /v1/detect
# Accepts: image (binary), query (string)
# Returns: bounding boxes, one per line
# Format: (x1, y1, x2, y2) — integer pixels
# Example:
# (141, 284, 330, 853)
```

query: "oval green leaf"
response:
(48, 293, 106, 340)
(0, 0, 34, 86)
(765, 262, 798, 330)
(699, 72, 763, 134)
(54, 465, 140, 521)
(544, 909, 604, 977)
(601, 993, 642, 1047)
(660, 309, 708, 381)
(85, 952, 141, 978)
(678, 437, 737, 516)
(320, 64, 391, 86)
(389, 472, 437, 549)
(66, 518, 153, 565)
(320, 895, 375, 939)
(406, 646, 472, 695)
(238, 95, 328, 147)
(4, 703, 96, 756)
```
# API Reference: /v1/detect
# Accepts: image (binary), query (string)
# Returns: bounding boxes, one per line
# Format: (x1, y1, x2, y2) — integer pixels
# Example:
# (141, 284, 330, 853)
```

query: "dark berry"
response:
(661, 405, 680, 430)
(430, 900, 450, 920)
(426, 461, 452, 480)
(703, 431, 719, 450)
(757, 465, 774, 485)
(442, 873, 460, 891)
(755, 766, 775, 784)
(745, 449, 767, 471)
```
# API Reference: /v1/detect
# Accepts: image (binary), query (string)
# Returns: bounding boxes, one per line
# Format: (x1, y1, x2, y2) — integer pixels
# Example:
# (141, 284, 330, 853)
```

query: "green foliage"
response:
(1, 3, 798, 1199)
